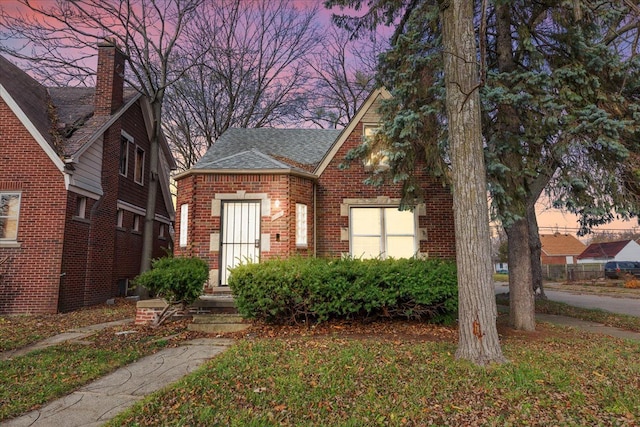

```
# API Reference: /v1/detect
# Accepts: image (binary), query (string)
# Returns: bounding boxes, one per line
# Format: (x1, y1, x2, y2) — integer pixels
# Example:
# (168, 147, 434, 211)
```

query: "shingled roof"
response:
(540, 233, 586, 256)
(0, 55, 139, 158)
(577, 239, 632, 260)
(0, 55, 54, 150)
(194, 128, 342, 172)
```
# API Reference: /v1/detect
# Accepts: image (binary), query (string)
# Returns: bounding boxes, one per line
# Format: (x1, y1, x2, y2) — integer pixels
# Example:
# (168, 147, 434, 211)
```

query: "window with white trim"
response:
(296, 203, 307, 247)
(0, 192, 21, 241)
(159, 223, 166, 239)
(133, 214, 141, 232)
(119, 136, 129, 176)
(179, 204, 188, 247)
(350, 207, 416, 259)
(134, 146, 145, 185)
(363, 126, 389, 170)
(75, 196, 87, 219)
(116, 209, 124, 228)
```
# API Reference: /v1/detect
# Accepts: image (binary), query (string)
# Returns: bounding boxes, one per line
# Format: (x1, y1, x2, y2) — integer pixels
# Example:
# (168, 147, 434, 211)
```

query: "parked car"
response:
(604, 261, 640, 279)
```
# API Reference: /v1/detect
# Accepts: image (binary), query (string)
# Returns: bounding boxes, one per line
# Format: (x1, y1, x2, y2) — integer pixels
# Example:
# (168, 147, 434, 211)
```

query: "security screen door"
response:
(219, 201, 261, 286)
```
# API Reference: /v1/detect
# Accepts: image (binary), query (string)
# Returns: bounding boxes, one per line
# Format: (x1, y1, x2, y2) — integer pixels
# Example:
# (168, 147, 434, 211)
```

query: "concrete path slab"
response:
(0, 319, 134, 361)
(1, 338, 233, 427)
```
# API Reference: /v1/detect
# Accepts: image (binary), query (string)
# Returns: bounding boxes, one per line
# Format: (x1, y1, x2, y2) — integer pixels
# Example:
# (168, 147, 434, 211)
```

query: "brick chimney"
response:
(94, 39, 126, 116)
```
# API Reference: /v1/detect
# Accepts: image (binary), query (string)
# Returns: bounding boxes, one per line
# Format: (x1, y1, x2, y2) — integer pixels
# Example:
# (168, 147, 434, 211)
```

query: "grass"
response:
(0, 320, 199, 422)
(494, 292, 640, 333)
(0, 299, 135, 352)
(108, 327, 640, 426)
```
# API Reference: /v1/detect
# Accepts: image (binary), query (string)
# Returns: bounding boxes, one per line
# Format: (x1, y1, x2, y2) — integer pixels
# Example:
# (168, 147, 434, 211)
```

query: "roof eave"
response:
(174, 168, 318, 181)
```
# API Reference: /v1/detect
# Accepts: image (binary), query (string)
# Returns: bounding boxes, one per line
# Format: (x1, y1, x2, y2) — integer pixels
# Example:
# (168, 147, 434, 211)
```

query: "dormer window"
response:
(362, 126, 389, 171)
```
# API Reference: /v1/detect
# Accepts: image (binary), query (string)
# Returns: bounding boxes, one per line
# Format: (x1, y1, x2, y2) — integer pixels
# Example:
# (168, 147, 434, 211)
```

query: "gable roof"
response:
(0, 55, 54, 149)
(577, 240, 632, 260)
(315, 87, 391, 176)
(192, 128, 341, 175)
(540, 233, 586, 256)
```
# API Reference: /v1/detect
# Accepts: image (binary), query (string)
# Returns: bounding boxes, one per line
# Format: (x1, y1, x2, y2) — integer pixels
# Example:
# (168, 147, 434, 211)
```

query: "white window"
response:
(134, 146, 145, 185)
(159, 223, 166, 239)
(179, 204, 188, 247)
(296, 203, 307, 247)
(119, 136, 129, 176)
(0, 192, 21, 241)
(133, 214, 141, 232)
(75, 196, 87, 218)
(363, 126, 389, 170)
(116, 209, 124, 228)
(350, 207, 416, 259)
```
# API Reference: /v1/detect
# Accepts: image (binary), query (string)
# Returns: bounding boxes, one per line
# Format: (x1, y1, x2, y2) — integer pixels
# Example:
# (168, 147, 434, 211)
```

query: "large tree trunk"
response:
(505, 218, 536, 330)
(440, 0, 506, 365)
(527, 204, 546, 298)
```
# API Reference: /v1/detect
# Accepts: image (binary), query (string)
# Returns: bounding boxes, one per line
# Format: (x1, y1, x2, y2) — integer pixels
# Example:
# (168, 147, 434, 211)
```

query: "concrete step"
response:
(187, 313, 250, 333)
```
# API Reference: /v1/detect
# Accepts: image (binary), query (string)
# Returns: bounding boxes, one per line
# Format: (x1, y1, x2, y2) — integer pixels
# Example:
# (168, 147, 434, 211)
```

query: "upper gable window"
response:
(362, 126, 389, 171)
(0, 192, 21, 241)
(134, 146, 145, 185)
(119, 134, 132, 177)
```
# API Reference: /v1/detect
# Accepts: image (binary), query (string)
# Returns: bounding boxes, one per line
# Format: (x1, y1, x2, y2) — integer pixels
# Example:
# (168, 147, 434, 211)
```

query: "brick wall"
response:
(175, 173, 313, 290)
(316, 122, 456, 259)
(0, 99, 67, 314)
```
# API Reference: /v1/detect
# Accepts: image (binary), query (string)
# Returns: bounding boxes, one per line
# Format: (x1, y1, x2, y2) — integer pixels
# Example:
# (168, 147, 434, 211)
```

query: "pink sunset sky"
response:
(2, 0, 636, 238)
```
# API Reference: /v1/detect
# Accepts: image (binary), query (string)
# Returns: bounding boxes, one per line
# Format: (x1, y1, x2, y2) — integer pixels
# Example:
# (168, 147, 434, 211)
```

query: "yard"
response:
(1, 291, 640, 425)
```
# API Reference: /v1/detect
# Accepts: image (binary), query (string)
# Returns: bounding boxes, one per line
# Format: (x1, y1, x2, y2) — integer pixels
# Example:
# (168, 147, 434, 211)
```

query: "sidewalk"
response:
(2, 311, 639, 426)
(1, 321, 234, 427)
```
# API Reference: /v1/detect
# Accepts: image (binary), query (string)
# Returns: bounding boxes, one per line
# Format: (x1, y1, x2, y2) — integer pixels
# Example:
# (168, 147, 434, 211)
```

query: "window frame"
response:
(0, 192, 21, 242)
(179, 204, 188, 247)
(116, 209, 124, 228)
(295, 203, 308, 247)
(362, 125, 390, 171)
(133, 214, 141, 232)
(134, 145, 145, 185)
(75, 196, 87, 219)
(119, 134, 131, 177)
(349, 206, 417, 259)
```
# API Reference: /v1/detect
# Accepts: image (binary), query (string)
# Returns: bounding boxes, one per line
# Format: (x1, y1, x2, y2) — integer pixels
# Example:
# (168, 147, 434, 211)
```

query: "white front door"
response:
(219, 201, 261, 286)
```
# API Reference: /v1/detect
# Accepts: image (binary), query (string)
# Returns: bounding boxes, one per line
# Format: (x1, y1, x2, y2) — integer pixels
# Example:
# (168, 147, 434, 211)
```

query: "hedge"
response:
(228, 257, 457, 324)
(134, 256, 208, 306)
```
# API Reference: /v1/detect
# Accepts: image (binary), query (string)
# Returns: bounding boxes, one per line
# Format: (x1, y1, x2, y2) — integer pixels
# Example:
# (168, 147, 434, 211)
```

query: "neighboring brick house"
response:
(577, 239, 640, 264)
(174, 88, 456, 291)
(0, 41, 176, 314)
(540, 232, 586, 265)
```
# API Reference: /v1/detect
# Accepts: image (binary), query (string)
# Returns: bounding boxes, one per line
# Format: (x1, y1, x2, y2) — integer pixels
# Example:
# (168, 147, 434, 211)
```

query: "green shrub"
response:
(228, 257, 457, 324)
(134, 256, 208, 305)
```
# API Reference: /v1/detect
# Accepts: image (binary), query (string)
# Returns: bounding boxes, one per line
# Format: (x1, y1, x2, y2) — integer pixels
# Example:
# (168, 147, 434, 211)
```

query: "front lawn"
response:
(109, 318, 640, 426)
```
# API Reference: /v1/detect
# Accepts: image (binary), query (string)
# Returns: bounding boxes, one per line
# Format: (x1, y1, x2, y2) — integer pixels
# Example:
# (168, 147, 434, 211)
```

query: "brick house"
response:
(577, 239, 640, 264)
(174, 88, 456, 291)
(540, 232, 586, 265)
(0, 41, 176, 314)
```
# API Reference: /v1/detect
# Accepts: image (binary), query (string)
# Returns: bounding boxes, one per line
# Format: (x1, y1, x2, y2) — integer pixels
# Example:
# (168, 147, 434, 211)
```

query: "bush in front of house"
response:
(228, 257, 457, 324)
(134, 256, 208, 306)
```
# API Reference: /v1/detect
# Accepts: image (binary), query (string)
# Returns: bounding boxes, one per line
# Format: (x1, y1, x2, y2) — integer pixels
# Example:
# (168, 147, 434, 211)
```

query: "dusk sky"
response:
(1, 0, 636, 238)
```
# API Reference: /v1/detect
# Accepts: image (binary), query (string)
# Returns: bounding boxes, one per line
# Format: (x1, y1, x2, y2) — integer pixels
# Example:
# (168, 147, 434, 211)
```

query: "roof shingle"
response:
(195, 128, 342, 171)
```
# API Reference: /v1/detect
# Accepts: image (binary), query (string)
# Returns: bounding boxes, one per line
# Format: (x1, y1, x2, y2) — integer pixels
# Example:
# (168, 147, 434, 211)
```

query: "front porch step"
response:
(187, 313, 250, 333)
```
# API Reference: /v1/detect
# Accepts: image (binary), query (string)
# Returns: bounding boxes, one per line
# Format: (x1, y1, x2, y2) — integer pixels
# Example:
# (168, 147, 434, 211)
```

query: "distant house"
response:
(540, 232, 586, 265)
(0, 41, 176, 314)
(577, 239, 640, 264)
(174, 88, 456, 291)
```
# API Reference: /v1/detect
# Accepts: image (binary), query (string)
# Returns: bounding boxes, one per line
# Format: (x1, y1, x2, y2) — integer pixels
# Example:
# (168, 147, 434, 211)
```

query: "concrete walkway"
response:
(2, 308, 639, 427)
(1, 337, 233, 427)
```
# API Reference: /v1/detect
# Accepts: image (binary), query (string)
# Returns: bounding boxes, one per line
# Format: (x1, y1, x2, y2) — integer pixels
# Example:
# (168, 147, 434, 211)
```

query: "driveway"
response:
(495, 283, 640, 317)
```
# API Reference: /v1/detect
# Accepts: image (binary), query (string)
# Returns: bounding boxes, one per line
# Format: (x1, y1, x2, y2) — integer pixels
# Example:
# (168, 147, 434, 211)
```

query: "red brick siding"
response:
(0, 98, 66, 314)
(175, 173, 310, 290)
(316, 123, 456, 259)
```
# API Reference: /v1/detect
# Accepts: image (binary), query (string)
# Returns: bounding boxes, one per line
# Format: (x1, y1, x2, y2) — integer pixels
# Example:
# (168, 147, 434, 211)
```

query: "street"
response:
(495, 283, 640, 317)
